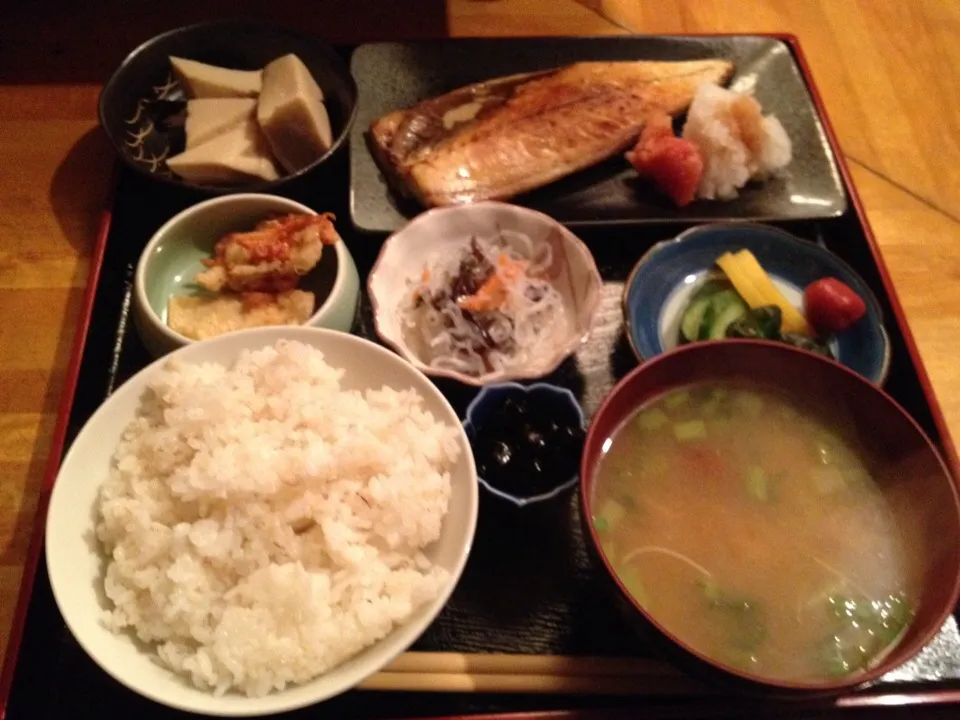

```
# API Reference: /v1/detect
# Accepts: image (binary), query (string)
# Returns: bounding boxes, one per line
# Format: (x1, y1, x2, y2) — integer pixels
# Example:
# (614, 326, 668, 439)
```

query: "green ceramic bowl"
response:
(133, 194, 360, 357)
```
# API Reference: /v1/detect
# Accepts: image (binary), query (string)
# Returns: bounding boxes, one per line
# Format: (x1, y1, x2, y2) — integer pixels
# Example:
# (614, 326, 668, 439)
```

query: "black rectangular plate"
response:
(349, 36, 847, 234)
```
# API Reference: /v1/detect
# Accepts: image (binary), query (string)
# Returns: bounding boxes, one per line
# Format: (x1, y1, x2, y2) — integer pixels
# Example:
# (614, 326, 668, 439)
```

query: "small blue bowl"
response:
(623, 223, 891, 385)
(463, 382, 586, 508)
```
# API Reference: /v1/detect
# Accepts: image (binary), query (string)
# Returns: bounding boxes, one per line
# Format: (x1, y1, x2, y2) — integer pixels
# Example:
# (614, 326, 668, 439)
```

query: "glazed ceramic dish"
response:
(580, 340, 960, 696)
(99, 20, 357, 194)
(623, 223, 891, 385)
(463, 382, 586, 508)
(133, 193, 360, 358)
(44, 326, 479, 717)
(349, 36, 846, 233)
(367, 202, 603, 387)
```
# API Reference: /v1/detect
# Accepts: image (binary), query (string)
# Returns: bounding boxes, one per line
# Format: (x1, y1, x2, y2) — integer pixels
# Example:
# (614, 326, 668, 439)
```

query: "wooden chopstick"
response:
(381, 652, 682, 677)
(358, 652, 708, 695)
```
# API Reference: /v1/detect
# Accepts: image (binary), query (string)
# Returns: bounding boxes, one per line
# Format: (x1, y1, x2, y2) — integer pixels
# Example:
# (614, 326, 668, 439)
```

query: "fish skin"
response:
(369, 60, 735, 207)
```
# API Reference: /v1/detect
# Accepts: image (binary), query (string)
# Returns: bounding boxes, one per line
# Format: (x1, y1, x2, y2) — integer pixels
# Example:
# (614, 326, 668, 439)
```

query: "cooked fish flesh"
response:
(369, 60, 735, 207)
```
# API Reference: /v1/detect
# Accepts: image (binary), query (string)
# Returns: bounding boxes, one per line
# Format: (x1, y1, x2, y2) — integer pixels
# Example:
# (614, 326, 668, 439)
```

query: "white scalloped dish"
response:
(368, 202, 603, 387)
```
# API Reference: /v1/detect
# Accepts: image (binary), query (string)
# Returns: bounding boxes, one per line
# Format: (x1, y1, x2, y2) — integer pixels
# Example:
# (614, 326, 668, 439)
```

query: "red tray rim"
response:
(2, 32, 959, 718)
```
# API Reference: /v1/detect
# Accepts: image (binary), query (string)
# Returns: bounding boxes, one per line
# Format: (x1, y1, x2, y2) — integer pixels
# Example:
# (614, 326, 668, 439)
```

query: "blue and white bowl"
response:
(622, 223, 891, 385)
(463, 382, 586, 508)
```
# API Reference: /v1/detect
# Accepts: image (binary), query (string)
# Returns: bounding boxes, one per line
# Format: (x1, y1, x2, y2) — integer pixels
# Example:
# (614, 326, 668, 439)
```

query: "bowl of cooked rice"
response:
(367, 202, 604, 387)
(45, 326, 478, 716)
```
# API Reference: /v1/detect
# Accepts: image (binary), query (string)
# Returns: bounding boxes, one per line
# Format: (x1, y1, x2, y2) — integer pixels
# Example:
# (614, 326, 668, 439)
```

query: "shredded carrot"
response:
(457, 254, 527, 313)
(412, 266, 432, 302)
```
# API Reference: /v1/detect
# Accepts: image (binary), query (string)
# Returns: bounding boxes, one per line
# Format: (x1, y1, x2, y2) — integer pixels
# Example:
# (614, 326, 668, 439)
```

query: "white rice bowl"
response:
(45, 327, 478, 717)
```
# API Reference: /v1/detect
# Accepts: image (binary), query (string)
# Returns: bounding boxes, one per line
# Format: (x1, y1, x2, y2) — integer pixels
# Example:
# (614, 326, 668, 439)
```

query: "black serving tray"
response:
(3, 37, 960, 720)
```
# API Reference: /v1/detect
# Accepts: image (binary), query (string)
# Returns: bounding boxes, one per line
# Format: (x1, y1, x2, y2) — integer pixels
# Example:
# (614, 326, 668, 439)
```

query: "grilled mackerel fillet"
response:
(369, 59, 735, 207)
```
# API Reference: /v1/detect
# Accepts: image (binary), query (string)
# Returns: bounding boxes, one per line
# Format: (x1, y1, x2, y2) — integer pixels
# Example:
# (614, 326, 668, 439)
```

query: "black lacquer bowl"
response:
(98, 19, 358, 195)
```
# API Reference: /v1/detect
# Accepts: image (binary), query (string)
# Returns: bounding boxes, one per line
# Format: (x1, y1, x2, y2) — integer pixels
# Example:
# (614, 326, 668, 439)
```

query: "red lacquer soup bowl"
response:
(579, 339, 960, 697)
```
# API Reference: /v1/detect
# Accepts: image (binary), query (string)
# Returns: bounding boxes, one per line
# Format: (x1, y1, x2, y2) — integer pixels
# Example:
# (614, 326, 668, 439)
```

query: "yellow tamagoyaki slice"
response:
(715, 249, 810, 335)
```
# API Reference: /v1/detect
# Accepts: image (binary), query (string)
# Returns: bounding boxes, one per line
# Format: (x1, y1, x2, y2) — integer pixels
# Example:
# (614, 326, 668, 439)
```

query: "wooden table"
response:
(1, 0, 959, 685)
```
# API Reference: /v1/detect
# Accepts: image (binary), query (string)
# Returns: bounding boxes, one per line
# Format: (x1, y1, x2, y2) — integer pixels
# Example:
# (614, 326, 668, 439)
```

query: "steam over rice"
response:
(96, 340, 460, 697)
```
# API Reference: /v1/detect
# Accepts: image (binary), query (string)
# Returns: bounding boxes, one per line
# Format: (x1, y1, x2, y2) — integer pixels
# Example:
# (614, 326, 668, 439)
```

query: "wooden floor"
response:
(1, 0, 959, 692)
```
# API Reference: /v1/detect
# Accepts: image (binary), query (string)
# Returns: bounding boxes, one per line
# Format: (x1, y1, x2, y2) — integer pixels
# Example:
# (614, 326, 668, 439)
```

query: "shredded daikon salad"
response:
(402, 230, 569, 377)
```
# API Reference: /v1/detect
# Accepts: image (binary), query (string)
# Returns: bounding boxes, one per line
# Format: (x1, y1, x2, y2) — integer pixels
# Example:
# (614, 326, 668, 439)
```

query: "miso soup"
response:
(591, 382, 914, 683)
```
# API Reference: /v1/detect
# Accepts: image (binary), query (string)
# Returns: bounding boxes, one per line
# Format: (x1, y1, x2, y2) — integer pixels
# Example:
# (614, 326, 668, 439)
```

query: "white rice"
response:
(96, 339, 459, 697)
(682, 83, 793, 201)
